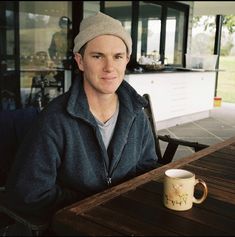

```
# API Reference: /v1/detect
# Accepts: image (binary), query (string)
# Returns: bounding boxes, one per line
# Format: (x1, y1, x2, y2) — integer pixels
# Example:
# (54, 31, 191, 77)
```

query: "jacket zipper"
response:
(106, 176, 112, 186)
(105, 137, 129, 187)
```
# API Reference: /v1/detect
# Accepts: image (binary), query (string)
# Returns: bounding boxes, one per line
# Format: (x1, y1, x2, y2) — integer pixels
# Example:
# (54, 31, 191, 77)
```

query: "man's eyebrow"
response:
(89, 51, 126, 55)
(115, 52, 126, 55)
(89, 51, 103, 54)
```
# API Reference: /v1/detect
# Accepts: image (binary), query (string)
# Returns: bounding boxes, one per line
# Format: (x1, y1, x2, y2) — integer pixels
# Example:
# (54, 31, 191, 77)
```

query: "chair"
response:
(0, 106, 49, 236)
(143, 93, 209, 164)
(0, 106, 40, 187)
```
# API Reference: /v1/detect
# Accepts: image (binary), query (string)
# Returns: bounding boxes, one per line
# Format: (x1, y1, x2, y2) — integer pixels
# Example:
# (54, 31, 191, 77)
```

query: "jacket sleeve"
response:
(5, 114, 81, 220)
(136, 111, 160, 175)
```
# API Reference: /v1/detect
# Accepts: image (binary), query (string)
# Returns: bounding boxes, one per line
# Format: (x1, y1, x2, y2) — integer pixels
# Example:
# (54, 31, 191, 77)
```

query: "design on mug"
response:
(165, 183, 188, 206)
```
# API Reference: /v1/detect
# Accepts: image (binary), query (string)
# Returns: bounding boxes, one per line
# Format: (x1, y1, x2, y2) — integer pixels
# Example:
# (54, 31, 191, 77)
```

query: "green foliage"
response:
(220, 41, 234, 56)
(217, 56, 235, 103)
(193, 16, 235, 56)
(193, 15, 235, 34)
(223, 15, 235, 34)
(192, 16, 235, 102)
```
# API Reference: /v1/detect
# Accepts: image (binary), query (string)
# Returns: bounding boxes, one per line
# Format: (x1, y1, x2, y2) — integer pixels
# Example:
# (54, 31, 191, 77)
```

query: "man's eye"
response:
(115, 55, 123, 59)
(92, 55, 101, 59)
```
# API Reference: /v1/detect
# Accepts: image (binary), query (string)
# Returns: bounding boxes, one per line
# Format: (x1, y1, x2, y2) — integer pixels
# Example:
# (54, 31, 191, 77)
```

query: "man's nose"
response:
(103, 58, 114, 72)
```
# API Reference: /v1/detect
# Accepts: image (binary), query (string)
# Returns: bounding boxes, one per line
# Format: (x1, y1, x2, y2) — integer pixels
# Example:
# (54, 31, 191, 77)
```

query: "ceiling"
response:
(193, 1, 235, 16)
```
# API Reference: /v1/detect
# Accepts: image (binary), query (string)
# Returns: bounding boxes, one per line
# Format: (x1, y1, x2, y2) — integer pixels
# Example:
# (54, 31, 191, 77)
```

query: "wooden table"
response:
(52, 137, 235, 236)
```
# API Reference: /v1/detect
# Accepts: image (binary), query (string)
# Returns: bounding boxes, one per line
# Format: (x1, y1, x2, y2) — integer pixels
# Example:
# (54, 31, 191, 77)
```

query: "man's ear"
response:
(126, 55, 130, 64)
(74, 53, 84, 71)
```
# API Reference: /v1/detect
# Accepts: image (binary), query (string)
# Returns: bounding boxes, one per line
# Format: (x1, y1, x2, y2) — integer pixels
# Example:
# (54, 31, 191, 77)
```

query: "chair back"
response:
(0, 106, 40, 186)
(142, 94, 163, 162)
(143, 93, 209, 164)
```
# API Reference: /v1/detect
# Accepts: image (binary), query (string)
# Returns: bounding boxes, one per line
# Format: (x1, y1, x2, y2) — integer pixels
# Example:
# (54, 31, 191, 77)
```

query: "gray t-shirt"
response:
(95, 100, 119, 150)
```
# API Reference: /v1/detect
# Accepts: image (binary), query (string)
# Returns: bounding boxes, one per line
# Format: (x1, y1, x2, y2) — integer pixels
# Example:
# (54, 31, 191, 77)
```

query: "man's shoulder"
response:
(40, 92, 69, 117)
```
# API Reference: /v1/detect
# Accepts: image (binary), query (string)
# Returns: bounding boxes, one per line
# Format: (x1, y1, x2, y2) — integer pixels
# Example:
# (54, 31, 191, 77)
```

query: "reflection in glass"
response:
(48, 16, 73, 67)
(0, 2, 19, 111)
(6, 29, 15, 55)
(165, 8, 185, 65)
(5, 8, 15, 57)
(6, 59, 15, 71)
(104, 1, 132, 35)
(191, 16, 216, 55)
(19, 2, 72, 70)
(5, 9, 14, 27)
(19, 1, 72, 108)
(137, 2, 161, 63)
(83, 1, 100, 18)
(165, 19, 176, 64)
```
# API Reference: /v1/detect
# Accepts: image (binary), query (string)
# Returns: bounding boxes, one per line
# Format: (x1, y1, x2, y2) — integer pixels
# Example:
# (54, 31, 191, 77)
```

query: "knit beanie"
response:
(73, 12, 132, 55)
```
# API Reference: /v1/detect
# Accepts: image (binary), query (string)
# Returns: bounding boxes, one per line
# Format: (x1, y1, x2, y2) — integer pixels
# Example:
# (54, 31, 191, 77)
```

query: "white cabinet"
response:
(125, 72, 216, 129)
(188, 72, 215, 112)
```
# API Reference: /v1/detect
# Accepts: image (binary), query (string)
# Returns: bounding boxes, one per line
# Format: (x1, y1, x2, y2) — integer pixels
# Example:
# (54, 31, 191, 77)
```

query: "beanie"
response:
(73, 12, 132, 55)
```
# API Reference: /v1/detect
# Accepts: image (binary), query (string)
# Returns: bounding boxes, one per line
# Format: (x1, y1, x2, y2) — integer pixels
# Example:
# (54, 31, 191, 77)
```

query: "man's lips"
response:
(101, 76, 117, 80)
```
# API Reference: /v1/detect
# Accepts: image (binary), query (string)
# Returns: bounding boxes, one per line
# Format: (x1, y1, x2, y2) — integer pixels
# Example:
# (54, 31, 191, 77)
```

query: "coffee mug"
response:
(163, 169, 208, 211)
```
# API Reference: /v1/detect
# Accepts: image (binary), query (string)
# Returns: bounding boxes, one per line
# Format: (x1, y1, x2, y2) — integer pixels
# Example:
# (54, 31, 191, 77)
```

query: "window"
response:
(191, 16, 216, 55)
(83, 1, 100, 18)
(0, 1, 20, 110)
(137, 2, 161, 61)
(19, 1, 72, 108)
(165, 7, 186, 65)
(103, 1, 189, 68)
(104, 1, 132, 35)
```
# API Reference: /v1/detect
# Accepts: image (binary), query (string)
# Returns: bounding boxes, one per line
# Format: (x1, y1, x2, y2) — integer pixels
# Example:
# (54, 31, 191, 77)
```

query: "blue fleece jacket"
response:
(5, 77, 158, 220)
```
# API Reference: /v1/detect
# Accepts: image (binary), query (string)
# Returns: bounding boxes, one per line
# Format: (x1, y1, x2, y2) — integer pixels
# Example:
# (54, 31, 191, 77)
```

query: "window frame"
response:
(102, 1, 189, 69)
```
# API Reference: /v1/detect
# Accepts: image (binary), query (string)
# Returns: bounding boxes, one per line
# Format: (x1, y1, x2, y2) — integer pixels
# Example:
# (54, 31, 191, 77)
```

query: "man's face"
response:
(74, 35, 130, 96)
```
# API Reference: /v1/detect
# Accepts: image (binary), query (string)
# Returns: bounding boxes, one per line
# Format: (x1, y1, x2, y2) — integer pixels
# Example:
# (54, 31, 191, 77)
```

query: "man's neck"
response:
(86, 90, 118, 123)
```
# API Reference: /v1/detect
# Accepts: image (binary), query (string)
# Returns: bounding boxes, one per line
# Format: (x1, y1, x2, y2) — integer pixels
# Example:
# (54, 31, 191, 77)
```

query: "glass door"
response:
(19, 1, 72, 108)
(165, 7, 187, 65)
(0, 1, 20, 111)
(137, 2, 162, 64)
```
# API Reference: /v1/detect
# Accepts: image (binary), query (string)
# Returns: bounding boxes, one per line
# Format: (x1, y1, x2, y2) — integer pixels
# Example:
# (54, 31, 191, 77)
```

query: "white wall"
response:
(193, 1, 235, 16)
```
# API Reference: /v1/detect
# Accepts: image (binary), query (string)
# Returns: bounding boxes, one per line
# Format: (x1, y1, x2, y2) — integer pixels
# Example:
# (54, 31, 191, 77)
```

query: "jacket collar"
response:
(66, 76, 147, 122)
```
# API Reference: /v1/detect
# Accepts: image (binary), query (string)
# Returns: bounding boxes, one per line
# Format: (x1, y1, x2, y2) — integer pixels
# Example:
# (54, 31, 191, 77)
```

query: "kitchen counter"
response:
(126, 66, 219, 74)
(125, 71, 216, 130)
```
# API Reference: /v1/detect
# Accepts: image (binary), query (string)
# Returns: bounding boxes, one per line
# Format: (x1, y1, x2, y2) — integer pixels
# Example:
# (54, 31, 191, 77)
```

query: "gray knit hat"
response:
(73, 12, 132, 55)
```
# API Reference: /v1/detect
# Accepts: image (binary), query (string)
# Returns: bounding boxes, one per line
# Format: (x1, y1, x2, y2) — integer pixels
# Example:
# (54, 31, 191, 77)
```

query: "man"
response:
(48, 16, 73, 67)
(5, 12, 158, 222)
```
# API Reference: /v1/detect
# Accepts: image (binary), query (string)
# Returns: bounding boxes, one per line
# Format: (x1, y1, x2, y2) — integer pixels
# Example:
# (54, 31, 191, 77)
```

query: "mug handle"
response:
(193, 178, 208, 204)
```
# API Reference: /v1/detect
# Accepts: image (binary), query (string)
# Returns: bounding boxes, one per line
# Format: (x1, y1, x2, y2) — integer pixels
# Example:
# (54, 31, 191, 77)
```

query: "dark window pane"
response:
(104, 1, 132, 36)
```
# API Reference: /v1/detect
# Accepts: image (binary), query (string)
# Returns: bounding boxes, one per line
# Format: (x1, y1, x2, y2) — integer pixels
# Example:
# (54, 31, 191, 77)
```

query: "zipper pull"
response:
(107, 177, 112, 186)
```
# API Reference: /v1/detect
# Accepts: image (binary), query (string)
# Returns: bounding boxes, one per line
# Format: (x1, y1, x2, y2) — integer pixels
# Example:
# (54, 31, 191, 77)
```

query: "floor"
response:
(158, 102, 235, 161)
